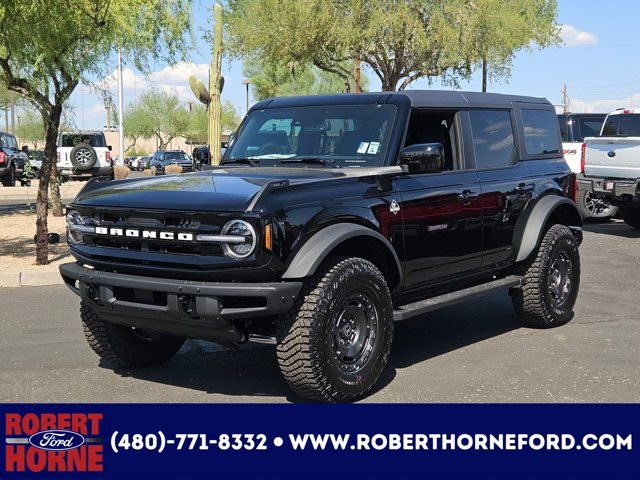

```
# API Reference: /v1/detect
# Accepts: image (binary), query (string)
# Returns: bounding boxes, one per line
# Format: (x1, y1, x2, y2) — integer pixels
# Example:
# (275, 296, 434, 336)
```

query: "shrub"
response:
(142, 168, 153, 176)
(114, 165, 131, 180)
(164, 164, 183, 175)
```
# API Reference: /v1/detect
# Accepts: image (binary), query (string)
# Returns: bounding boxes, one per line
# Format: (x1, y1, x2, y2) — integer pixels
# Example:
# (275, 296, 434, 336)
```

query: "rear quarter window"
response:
(521, 109, 561, 155)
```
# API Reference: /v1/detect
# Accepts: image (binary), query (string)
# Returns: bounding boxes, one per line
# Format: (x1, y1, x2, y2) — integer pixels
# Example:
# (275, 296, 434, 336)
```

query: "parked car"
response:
(557, 113, 615, 220)
(149, 150, 193, 174)
(580, 108, 640, 229)
(56, 131, 113, 179)
(28, 150, 44, 174)
(0, 131, 29, 186)
(60, 91, 582, 402)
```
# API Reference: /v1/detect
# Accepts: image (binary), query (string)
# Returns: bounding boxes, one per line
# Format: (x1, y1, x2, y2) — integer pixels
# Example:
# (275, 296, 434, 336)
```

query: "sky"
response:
(67, 0, 640, 130)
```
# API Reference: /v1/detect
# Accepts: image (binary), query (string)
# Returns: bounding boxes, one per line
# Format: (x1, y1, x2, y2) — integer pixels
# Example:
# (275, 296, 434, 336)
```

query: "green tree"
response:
(124, 100, 154, 153)
(226, 0, 559, 91)
(128, 91, 189, 149)
(0, 0, 191, 264)
(184, 101, 240, 146)
(243, 57, 369, 101)
(462, 0, 560, 92)
(15, 108, 44, 149)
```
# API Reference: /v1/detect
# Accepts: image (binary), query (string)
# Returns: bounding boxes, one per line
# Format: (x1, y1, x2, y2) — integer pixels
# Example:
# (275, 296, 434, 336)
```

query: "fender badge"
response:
(390, 199, 400, 215)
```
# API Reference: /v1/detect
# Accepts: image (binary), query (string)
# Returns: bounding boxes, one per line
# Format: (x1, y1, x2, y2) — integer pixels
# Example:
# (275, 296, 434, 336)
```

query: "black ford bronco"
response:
(60, 91, 583, 402)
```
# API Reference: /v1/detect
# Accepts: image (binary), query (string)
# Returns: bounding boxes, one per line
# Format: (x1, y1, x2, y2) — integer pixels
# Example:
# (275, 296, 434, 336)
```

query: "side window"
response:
(469, 110, 515, 169)
(557, 116, 569, 142)
(577, 117, 604, 141)
(8, 136, 17, 150)
(404, 110, 458, 171)
(0, 135, 5, 148)
(521, 109, 561, 155)
(601, 117, 618, 136)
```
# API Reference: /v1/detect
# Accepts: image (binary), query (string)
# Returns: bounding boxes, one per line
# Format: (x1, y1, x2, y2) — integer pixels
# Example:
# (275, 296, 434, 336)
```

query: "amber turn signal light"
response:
(264, 223, 272, 251)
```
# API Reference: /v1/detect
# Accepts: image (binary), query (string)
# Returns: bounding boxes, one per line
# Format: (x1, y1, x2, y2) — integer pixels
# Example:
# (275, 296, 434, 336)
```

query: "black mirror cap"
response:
(21, 145, 29, 153)
(399, 142, 446, 174)
(107, 145, 113, 151)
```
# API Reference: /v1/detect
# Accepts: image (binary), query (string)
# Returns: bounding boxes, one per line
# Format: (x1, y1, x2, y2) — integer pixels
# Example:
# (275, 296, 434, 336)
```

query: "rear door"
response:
(470, 108, 534, 268)
(396, 109, 484, 289)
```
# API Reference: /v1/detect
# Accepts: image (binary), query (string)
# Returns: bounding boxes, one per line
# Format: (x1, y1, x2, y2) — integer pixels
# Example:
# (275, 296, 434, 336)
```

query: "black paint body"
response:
(64, 91, 578, 337)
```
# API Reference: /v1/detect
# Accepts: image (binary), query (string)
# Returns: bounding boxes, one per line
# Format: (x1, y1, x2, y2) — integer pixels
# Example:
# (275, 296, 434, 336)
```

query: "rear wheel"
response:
(80, 302, 185, 368)
(1, 166, 16, 187)
(276, 256, 393, 402)
(620, 207, 640, 230)
(511, 225, 580, 328)
(578, 189, 617, 221)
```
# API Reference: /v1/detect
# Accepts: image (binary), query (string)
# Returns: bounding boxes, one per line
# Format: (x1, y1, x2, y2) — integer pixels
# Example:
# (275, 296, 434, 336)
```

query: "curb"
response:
(0, 268, 64, 288)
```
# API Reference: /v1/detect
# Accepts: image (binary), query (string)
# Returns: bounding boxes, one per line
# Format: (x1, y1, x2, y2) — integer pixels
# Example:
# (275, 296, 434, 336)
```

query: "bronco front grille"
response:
(70, 208, 262, 270)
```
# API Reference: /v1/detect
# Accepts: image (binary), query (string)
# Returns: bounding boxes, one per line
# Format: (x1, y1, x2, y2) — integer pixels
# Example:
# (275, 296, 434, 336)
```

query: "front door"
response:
(395, 109, 483, 289)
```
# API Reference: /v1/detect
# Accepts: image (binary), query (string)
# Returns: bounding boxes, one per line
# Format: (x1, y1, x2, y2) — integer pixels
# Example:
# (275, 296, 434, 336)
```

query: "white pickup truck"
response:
(557, 113, 616, 220)
(56, 131, 114, 178)
(579, 109, 640, 229)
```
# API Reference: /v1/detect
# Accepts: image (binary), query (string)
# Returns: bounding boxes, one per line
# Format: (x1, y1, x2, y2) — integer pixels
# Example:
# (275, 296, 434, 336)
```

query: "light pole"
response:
(117, 49, 125, 165)
(241, 79, 250, 115)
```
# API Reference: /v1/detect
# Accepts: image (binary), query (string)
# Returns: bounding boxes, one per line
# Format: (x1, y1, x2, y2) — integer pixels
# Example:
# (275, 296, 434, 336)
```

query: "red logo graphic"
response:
(5, 413, 103, 473)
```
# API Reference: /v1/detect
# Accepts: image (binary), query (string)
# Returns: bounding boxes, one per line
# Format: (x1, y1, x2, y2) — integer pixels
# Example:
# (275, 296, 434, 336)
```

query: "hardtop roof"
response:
(253, 90, 552, 110)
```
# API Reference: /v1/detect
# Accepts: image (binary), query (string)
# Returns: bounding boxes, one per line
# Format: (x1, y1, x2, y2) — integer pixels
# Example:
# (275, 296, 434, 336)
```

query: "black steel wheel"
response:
(277, 256, 393, 402)
(511, 224, 580, 328)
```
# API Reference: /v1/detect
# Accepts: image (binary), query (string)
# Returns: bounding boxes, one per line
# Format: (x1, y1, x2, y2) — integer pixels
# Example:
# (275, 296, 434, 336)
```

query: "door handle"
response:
(457, 190, 480, 203)
(515, 183, 534, 194)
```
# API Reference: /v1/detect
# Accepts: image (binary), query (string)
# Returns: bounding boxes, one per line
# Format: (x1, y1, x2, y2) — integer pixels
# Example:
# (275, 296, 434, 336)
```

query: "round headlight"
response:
(66, 210, 94, 244)
(221, 220, 256, 259)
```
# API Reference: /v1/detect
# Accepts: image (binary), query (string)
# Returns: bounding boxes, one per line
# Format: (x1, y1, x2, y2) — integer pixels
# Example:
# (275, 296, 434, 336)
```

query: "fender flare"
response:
(281, 223, 403, 281)
(513, 196, 582, 263)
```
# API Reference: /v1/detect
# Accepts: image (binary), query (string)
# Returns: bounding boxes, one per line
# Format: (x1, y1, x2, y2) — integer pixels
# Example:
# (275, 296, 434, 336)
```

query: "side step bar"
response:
(393, 275, 525, 321)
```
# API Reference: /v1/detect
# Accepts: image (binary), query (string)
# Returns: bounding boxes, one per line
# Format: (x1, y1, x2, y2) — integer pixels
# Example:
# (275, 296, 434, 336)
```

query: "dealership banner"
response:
(1, 404, 637, 479)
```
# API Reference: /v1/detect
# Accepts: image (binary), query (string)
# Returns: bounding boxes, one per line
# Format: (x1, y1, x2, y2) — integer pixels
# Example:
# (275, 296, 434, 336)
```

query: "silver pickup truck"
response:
(579, 109, 640, 229)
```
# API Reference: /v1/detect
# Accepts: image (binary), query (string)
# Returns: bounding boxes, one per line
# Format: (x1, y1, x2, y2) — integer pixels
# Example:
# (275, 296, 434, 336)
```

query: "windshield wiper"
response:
(221, 158, 261, 167)
(280, 157, 336, 168)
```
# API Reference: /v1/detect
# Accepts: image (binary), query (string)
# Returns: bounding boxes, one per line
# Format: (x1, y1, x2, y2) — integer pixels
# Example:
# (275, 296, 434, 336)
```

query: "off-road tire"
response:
(620, 207, 640, 230)
(578, 189, 617, 221)
(80, 301, 185, 368)
(511, 224, 580, 328)
(276, 256, 393, 403)
(1, 166, 16, 187)
(70, 143, 97, 171)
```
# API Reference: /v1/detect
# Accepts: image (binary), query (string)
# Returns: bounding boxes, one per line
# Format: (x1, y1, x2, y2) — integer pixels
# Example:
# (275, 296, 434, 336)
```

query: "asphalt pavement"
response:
(1, 220, 638, 403)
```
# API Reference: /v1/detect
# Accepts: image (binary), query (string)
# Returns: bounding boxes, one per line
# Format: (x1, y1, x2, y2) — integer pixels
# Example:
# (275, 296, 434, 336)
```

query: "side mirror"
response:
(21, 145, 29, 153)
(107, 145, 113, 151)
(399, 143, 445, 174)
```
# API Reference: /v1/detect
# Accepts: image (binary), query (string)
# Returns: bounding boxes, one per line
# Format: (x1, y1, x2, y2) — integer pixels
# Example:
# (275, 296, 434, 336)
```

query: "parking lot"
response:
(1, 220, 638, 403)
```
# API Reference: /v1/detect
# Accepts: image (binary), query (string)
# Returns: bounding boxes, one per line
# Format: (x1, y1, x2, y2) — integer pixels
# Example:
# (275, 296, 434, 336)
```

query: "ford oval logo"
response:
(607, 151, 616, 157)
(28, 430, 85, 451)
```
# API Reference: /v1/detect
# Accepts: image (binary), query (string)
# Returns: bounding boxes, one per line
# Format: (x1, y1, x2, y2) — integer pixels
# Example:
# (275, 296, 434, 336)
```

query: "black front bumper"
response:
(59, 262, 302, 343)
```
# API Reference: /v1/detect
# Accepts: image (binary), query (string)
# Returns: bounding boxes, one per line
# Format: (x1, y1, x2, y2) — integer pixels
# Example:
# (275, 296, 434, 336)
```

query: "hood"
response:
(72, 167, 356, 212)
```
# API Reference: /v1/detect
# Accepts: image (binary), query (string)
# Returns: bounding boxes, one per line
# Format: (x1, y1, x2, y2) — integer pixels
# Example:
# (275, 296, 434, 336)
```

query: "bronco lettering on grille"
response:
(94, 227, 194, 241)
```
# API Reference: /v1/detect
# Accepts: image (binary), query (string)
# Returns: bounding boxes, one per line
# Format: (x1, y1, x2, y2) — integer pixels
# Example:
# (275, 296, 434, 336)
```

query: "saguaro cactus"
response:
(209, 3, 223, 165)
(188, 3, 224, 164)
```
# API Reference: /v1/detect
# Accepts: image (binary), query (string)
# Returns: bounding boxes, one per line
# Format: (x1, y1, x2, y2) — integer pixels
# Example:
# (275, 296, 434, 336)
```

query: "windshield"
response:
(164, 152, 189, 162)
(224, 104, 397, 168)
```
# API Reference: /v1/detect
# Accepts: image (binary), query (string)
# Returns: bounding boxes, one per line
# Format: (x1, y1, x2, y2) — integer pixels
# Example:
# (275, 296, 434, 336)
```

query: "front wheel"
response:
(620, 207, 640, 230)
(511, 224, 581, 328)
(80, 302, 185, 368)
(277, 256, 393, 402)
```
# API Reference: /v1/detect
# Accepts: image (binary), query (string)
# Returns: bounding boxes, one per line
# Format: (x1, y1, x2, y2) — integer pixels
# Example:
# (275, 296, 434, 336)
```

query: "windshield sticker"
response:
(357, 142, 370, 154)
(367, 142, 380, 154)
